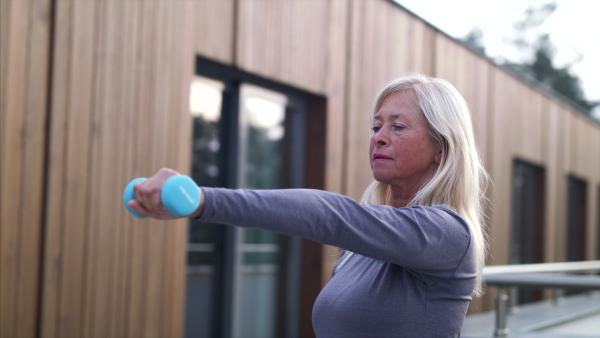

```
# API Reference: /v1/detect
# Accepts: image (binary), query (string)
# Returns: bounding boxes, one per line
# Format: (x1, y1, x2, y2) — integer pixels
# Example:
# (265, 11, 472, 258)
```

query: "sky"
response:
(395, 0, 600, 104)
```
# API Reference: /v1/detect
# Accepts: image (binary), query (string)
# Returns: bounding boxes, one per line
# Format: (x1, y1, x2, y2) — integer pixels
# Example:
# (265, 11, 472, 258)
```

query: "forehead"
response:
(373, 91, 422, 121)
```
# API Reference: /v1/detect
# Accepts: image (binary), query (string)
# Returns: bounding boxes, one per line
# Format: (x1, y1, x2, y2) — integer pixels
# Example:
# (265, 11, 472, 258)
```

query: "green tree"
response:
(525, 34, 593, 110)
(461, 27, 485, 56)
(504, 2, 597, 114)
(461, 2, 599, 118)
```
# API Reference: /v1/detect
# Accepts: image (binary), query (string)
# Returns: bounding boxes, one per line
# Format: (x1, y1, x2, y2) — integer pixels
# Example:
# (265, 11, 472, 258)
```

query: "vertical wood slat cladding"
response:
(487, 68, 515, 266)
(81, 1, 140, 337)
(35, 1, 190, 337)
(323, 0, 350, 196)
(235, 0, 329, 94)
(574, 115, 594, 178)
(588, 128, 600, 259)
(0, 1, 26, 336)
(194, 0, 236, 64)
(59, 2, 96, 336)
(40, 0, 69, 333)
(0, 0, 51, 337)
(433, 40, 492, 168)
(572, 116, 584, 176)
(543, 101, 564, 263)
(113, 2, 139, 336)
(0, 1, 15, 333)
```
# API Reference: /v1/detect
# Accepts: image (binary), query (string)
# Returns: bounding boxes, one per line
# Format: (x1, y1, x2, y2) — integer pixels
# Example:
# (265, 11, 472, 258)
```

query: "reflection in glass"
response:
(240, 85, 287, 189)
(186, 76, 224, 338)
(236, 84, 289, 338)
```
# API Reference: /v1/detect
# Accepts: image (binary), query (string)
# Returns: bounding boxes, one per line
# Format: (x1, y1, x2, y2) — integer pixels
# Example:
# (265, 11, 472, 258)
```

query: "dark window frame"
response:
(566, 174, 588, 262)
(186, 56, 326, 338)
(510, 158, 547, 305)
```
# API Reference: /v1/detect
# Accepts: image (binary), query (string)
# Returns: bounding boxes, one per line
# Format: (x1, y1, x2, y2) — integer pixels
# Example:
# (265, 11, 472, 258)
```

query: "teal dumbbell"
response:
(123, 175, 201, 218)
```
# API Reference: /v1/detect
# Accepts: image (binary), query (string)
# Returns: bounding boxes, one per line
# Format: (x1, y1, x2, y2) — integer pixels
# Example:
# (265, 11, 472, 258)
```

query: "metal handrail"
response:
(485, 273, 600, 289)
(482, 261, 600, 337)
(484, 260, 600, 274)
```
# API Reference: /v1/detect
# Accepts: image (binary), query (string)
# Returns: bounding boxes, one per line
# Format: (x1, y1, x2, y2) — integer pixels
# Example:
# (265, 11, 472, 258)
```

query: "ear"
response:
(434, 146, 442, 165)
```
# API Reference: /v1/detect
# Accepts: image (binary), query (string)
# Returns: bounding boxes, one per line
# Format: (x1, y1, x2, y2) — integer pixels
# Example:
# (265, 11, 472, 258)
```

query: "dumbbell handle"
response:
(123, 175, 201, 218)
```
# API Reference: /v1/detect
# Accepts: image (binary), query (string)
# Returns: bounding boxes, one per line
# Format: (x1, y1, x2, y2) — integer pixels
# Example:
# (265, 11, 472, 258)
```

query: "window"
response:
(187, 76, 224, 336)
(185, 58, 325, 338)
(510, 159, 546, 304)
(510, 160, 546, 265)
(564, 175, 588, 297)
(566, 175, 587, 262)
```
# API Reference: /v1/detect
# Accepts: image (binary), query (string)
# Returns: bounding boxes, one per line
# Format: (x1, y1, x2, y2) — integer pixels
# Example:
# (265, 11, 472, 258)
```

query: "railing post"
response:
(494, 288, 510, 337)
(508, 287, 520, 314)
(553, 288, 565, 304)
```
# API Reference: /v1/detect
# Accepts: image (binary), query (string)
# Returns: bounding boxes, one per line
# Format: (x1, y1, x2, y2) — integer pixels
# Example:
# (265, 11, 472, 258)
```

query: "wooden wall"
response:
(1, 0, 599, 336)
(40, 1, 194, 337)
(1, 0, 52, 337)
(2, 0, 193, 337)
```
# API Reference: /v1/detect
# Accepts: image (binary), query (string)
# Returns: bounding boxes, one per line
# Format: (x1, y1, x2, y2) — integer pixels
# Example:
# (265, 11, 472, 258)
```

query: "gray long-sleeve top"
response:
(197, 188, 476, 337)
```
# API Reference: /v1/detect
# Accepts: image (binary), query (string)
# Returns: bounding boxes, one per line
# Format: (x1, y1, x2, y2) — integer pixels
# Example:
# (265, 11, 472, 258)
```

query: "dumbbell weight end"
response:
(123, 175, 201, 218)
(160, 175, 201, 217)
(123, 177, 148, 219)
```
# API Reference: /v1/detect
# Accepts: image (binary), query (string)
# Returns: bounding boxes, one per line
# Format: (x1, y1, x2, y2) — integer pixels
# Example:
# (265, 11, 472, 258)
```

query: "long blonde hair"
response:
(361, 73, 489, 296)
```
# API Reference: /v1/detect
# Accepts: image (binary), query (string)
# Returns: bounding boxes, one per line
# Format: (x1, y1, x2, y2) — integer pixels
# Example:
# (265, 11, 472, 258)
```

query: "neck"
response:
(389, 196, 411, 208)
(389, 186, 419, 208)
(387, 168, 438, 208)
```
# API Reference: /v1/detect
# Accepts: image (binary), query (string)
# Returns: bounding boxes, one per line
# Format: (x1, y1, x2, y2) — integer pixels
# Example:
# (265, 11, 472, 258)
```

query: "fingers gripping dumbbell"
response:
(123, 175, 201, 218)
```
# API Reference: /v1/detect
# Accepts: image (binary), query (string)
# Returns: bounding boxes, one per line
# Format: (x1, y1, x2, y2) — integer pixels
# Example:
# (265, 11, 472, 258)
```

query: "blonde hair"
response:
(361, 73, 489, 296)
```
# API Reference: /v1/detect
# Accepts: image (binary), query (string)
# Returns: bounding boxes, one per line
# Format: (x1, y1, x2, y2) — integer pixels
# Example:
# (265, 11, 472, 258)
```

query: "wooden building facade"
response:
(1, 0, 599, 337)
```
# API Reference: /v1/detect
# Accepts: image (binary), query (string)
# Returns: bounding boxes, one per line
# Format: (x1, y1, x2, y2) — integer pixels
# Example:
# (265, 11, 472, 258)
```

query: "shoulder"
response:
(403, 205, 472, 242)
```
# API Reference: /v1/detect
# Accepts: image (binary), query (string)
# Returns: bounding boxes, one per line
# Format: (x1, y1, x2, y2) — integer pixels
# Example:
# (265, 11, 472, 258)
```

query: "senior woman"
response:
(129, 73, 489, 337)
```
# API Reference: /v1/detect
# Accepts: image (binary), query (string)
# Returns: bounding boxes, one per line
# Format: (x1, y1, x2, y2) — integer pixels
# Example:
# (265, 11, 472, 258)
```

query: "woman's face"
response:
(369, 91, 440, 190)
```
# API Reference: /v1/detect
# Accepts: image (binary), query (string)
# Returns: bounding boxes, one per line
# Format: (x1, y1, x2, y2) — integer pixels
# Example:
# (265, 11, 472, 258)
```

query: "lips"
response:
(372, 153, 393, 162)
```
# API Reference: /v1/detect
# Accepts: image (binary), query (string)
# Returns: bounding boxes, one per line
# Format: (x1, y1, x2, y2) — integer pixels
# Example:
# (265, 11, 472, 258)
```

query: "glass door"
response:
(510, 159, 546, 304)
(230, 84, 301, 338)
(186, 76, 226, 337)
(186, 77, 304, 338)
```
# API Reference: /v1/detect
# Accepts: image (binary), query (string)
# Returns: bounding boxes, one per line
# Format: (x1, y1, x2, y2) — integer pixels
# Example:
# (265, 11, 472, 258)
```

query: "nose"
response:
(372, 128, 389, 146)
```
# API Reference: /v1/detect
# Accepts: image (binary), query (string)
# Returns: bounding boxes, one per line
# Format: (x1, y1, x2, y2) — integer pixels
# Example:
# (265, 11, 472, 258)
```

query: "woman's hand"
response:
(127, 168, 182, 220)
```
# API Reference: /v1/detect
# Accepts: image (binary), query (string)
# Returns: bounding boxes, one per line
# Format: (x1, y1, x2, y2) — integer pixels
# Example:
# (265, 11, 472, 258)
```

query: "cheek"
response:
(394, 148, 417, 170)
(393, 138, 433, 167)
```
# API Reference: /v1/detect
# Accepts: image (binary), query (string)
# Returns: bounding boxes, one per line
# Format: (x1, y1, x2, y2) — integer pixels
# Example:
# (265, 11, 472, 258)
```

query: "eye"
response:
(371, 126, 381, 133)
(392, 125, 405, 131)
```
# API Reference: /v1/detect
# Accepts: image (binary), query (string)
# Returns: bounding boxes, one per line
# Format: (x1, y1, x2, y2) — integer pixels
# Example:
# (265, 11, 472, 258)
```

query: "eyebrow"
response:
(373, 114, 400, 121)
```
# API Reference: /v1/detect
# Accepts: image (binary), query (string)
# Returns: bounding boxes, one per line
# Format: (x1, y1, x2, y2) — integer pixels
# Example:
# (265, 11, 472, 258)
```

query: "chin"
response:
(372, 173, 392, 185)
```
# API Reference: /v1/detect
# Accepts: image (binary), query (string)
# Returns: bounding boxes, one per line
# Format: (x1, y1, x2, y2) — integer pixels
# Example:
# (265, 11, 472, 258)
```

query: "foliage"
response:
(460, 2, 599, 118)
(461, 27, 485, 56)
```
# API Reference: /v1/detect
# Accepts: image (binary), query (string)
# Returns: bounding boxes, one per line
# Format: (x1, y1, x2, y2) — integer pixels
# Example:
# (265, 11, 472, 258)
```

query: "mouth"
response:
(372, 153, 393, 162)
